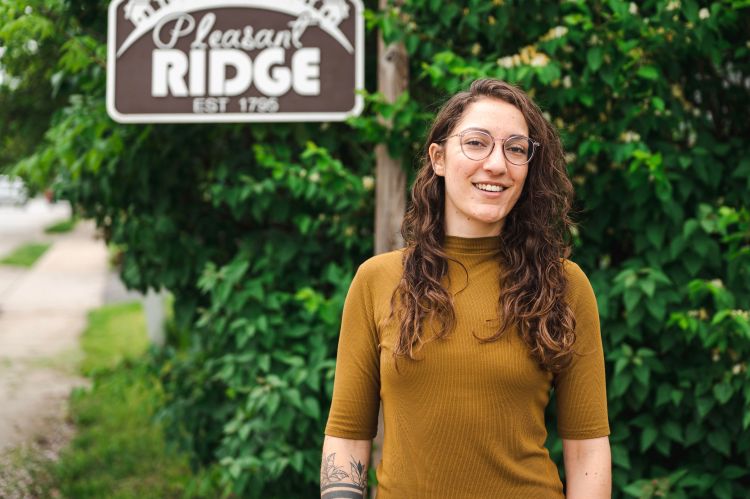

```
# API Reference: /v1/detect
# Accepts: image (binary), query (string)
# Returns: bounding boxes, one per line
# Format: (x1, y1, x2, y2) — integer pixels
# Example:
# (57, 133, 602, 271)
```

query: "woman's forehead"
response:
(455, 97, 529, 136)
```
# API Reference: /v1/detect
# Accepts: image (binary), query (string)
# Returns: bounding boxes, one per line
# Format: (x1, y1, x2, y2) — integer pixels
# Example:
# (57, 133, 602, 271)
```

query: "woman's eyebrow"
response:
(459, 126, 529, 137)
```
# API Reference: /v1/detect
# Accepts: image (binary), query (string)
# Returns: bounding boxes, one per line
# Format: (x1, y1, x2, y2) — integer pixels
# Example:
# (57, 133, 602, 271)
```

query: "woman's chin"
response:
(472, 211, 507, 226)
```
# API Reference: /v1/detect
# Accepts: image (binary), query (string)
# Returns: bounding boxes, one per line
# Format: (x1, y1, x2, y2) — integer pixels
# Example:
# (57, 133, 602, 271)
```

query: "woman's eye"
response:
(464, 137, 490, 148)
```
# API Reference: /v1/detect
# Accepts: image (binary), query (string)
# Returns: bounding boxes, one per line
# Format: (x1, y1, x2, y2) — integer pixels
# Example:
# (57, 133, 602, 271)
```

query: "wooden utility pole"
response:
(372, 1, 408, 495)
(374, 0, 408, 255)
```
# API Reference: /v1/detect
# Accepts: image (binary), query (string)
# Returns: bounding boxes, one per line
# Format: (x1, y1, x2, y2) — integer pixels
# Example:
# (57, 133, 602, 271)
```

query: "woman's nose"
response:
(483, 143, 508, 174)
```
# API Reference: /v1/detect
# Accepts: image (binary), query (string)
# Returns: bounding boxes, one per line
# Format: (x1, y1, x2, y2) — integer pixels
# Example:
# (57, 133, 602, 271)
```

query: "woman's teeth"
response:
(474, 183, 505, 192)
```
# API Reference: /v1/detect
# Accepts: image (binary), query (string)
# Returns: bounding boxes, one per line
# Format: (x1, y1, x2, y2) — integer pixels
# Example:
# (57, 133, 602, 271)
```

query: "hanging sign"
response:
(106, 0, 364, 123)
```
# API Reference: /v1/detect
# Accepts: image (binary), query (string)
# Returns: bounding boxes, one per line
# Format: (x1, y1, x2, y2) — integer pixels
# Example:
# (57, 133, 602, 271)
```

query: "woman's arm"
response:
(320, 435, 371, 498)
(562, 436, 612, 499)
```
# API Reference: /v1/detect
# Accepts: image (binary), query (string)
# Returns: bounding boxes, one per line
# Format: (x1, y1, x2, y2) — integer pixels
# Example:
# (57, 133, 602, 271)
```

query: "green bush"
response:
(5, 0, 749, 497)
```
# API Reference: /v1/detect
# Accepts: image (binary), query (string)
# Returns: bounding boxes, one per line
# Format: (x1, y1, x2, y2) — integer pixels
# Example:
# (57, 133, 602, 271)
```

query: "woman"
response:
(321, 79, 611, 498)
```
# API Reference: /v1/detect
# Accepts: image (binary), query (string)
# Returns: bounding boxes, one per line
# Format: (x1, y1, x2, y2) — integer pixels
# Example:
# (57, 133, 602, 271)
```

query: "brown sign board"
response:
(106, 0, 364, 123)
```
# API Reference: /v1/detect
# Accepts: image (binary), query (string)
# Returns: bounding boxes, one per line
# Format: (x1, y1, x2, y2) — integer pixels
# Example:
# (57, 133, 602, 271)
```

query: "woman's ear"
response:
(428, 143, 445, 176)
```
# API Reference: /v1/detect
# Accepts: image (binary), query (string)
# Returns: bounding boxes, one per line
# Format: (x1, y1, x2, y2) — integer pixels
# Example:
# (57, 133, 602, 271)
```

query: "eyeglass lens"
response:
(460, 131, 533, 164)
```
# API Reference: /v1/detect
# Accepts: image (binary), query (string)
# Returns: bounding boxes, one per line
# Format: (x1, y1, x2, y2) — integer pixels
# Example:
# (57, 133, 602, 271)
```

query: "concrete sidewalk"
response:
(0, 220, 108, 453)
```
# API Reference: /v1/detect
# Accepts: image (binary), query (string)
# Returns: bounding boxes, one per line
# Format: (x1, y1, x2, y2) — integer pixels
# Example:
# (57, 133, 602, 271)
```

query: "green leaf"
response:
(587, 47, 603, 71)
(646, 224, 665, 249)
(696, 397, 715, 419)
(640, 426, 658, 452)
(633, 364, 650, 386)
(645, 297, 666, 321)
(655, 383, 672, 407)
(684, 422, 704, 446)
(723, 465, 747, 480)
(611, 444, 631, 470)
(266, 392, 281, 416)
(712, 382, 733, 405)
(302, 396, 320, 419)
(637, 66, 660, 80)
(285, 388, 302, 409)
(289, 451, 304, 473)
(662, 421, 683, 443)
(640, 279, 656, 298)
(622, 481, 649, 497)
(671, 389, 684, 407)
(611, 372, 632, 397)
(715, 480, 732, 499)
(624, 287, 641, 312)
(707, 429, 731, 456)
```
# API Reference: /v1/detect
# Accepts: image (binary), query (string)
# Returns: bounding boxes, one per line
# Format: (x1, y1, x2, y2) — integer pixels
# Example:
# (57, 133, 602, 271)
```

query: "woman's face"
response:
(429, 97, 530, 238)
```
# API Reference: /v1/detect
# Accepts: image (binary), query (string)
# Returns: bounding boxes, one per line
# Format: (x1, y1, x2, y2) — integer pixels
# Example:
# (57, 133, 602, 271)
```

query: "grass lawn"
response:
(44, 218, 77, 234)
(78, 301, 150, 375)
(43, 302, 217, 498)
(0, 242, 51, 267)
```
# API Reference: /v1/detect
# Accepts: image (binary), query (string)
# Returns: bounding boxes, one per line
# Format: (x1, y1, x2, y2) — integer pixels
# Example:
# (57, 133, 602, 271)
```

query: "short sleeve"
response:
(554, 262, 610, 440)
(324, 264, 381, 440)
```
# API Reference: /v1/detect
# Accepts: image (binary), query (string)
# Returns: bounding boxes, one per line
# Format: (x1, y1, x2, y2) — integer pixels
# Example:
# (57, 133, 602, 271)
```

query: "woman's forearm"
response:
(563, 436, 612, 499)
(321, 435, 371, 498)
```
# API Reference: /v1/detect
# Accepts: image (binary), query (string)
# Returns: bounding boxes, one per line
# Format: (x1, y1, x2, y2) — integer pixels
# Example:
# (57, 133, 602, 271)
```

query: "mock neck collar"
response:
(443, 235, 501, 254)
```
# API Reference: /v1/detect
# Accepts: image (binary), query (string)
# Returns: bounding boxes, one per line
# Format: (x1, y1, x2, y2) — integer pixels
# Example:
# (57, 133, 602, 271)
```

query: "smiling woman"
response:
(321, 79, 611, 498)
(428, 97, 532, 238)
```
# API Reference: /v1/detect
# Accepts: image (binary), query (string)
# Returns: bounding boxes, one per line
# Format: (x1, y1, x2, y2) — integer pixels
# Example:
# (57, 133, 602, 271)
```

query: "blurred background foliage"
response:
(1, 0, 749, 497)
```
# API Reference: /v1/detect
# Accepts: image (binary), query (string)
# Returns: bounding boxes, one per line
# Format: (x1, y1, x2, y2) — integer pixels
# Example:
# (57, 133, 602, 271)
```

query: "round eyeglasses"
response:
(444, 130, 540, 165)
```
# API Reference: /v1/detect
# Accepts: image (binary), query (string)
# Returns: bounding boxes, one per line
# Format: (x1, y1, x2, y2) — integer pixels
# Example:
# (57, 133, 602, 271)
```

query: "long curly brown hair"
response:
(391, 79, 577, 373)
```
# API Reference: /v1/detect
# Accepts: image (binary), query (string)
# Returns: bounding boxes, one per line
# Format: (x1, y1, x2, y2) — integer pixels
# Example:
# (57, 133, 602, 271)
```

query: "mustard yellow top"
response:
(325, 236, 609, 498)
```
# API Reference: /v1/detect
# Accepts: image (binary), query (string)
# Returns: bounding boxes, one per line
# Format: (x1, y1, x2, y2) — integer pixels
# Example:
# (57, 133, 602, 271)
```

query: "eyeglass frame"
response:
(441, 129, 541, 165)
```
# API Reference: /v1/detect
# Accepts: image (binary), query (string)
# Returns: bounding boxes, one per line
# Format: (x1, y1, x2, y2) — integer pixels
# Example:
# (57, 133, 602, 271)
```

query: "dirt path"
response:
(0, 220, 109, 495)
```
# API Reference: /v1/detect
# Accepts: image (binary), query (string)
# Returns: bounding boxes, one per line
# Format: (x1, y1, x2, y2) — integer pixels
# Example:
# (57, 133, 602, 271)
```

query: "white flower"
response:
(471, 43, 482, 56)
(24, 5, 33, 14)
(25, 39, 38, 53)
(620, 130, 641, 143)
(666, 0, 680, 11)
(699, 7, 710, 19)
(362, 176, 375, 191)
(309, 172, 321, 183)
(529, 53, 549, 67)
(629, 2, 638, 15)
(540, 26, 568, 41)
(497, 56, 514, 69)
(562, 75, 572, 88)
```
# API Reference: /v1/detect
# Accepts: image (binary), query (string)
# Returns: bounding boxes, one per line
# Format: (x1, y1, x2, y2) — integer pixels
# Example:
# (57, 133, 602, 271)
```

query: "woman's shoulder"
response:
(562, 258, 596, 305)
(562, 258, 587, 282)
(357, 248, 405, 278)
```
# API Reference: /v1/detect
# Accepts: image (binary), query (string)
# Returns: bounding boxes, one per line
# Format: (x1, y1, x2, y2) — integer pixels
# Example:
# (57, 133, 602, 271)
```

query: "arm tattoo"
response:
(320, 452, 367, 498)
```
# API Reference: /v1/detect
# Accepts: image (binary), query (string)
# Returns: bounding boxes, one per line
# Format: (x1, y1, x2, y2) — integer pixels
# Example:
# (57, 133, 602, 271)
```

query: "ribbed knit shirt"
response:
(325, 236, 609, 498)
